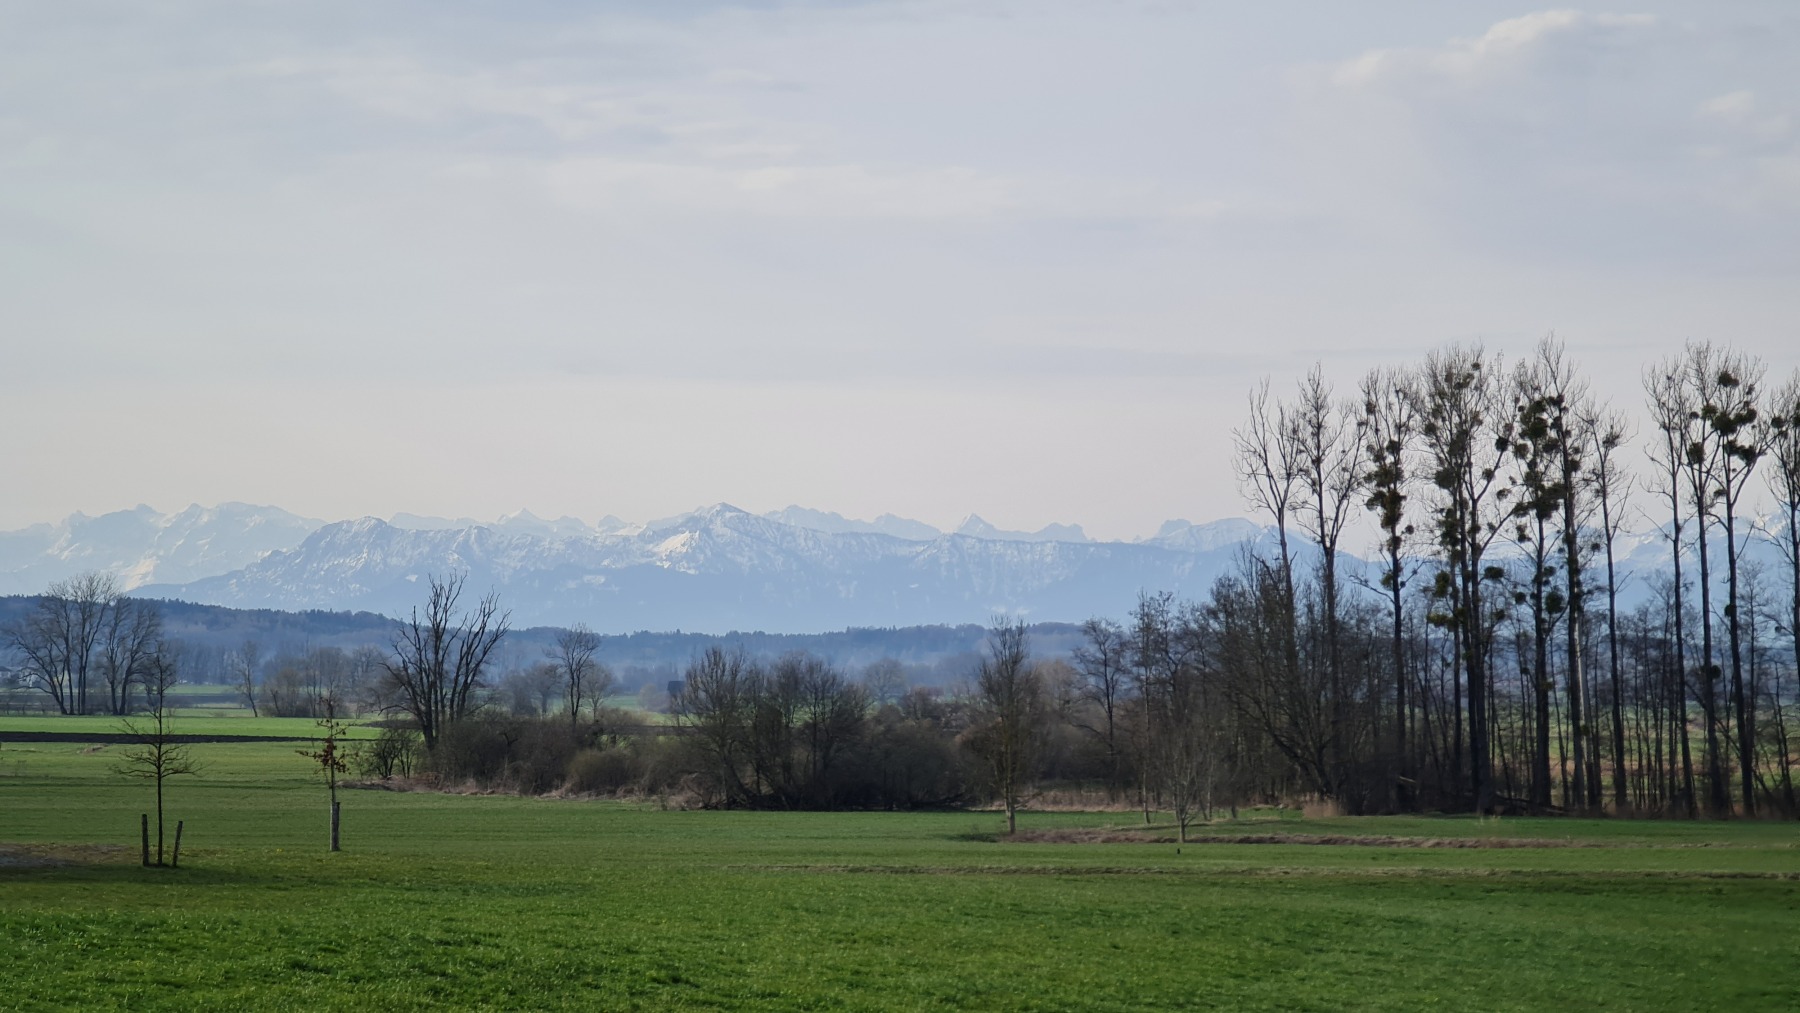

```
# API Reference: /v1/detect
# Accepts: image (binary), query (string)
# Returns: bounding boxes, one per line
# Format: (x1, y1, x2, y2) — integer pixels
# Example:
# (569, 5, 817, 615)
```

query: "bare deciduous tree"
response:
(859, 658, 909, 707)
(6, 572, 123, 715)
(673, 647, 758, 806)
(383, 574, 510, 751)
(968, 617, 1043, 835)
(97, 596, 162, 716)
(1410, 344, 1515, 812)
(233, 640, 263, 717)
(1696, 347, 1767, 816)
(1071, 617, 1132, 796)
(1234, 379, 1303, 674)
(1586, 404, 1635, 811)
(117, 642, 200, 866)
(1768, 372, 1800, 759)
(549, 623, 609, 731)
(1360, 365, 1417, 809)
(1288, 364, 1368, 800)
(1645, 360, 1700, 812)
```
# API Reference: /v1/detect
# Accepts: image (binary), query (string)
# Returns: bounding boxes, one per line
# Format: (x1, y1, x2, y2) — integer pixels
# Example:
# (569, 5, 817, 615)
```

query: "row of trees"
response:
(1195, 338, 1799, 816)
(5, 573, 170, 715)
(422, 631, 1036, 813)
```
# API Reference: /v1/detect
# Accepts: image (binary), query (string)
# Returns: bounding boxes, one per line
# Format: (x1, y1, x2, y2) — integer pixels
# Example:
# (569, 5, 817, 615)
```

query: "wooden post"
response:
(330, 801, 341, 852)
(141, 814, 150, 867)
(172, 821, 184, 869)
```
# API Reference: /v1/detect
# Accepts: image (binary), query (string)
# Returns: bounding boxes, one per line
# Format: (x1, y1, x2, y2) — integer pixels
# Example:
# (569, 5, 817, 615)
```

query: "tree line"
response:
(1182, 337, 1799, 817)
(624, 337, 1799, 821)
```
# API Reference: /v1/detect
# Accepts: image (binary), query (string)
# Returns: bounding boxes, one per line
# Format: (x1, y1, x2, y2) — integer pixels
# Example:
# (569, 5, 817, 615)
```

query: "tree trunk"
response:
(1723, 499, 1754, 818)
(1694, 508, 1731, 816)
(1604, 513, 1627, 811)
(155, 774, 165, 866)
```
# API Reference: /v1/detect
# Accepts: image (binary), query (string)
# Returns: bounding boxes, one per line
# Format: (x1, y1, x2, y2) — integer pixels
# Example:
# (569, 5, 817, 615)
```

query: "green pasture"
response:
(2, 739, 1797, 1011)
(0, 714, 383, 740)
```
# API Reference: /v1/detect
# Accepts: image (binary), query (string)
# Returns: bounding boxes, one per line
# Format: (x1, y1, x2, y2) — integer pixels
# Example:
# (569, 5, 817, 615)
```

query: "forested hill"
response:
(0, 595, 1087, 687)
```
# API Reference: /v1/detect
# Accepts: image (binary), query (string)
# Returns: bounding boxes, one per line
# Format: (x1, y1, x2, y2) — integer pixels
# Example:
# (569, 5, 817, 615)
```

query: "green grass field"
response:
(0, 714, 385, 740)
(2, 727, 1797, 1011)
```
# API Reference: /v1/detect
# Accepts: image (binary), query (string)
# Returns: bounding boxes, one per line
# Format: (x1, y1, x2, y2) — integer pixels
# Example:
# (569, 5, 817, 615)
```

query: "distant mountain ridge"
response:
(0, 502, 322, 596)
(0, 502, 1275, 632)
(7, 501, 1775, 635)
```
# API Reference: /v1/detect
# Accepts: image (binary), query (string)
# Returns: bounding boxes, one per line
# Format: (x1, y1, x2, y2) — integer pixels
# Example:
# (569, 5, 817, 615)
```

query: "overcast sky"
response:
(3, 2, 1797, 540)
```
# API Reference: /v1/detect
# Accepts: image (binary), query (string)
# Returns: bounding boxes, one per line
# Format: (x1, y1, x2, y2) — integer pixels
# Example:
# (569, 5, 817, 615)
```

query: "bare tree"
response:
(500, 662, 561, 716)
(233, 640, 263, 717)
(5, 572, 122, 715)
(673, 647, 758, 806)
(793, 657, 866, 803)
(117, 642, 200, 866)
(1586, 405, 1635, 811)
(1509, 352, 1567, 810)
(860, 658, 909, 707)
(383, 574, 510, 751)
(1410, 344, 1515, 812)
(1539, 339, 1601, 810)
(1658, 342, 1765, 815)
(1695, 347, 1767, 816)
(549, 624, 607, 731)
(968, 617, 1043, 835)
(1644, 361, 1699, 813)
(1360, 365, 1417, 809)
(97, 597, 162, 716)
(1234, 379, 1303, 669)
(1768, 372, 1800, 780)
(1288, 364, 1367, 799)
(1071, 617, 1132, 796)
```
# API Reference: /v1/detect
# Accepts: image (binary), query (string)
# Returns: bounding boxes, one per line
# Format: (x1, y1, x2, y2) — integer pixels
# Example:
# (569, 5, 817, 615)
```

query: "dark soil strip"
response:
(740, 863, 1800, 880)
(1007, 829, 1603, 848)
(0, 843, 133, 869)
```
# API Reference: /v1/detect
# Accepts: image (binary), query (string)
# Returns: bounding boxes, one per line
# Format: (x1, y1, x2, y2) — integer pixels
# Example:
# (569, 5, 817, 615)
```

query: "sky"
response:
(3, 1, 1797, 541)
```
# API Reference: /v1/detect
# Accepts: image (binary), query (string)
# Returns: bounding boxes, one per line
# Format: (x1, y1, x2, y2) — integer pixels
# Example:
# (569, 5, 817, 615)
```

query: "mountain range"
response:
(0, 503, 1278, 632)
(1, 502, 1788, 634)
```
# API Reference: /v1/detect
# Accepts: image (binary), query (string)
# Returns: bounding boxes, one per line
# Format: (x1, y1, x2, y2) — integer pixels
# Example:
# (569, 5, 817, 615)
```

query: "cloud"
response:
(1298, 8, 1800, 270)
(250, 53, 712, 145)
(542, 157, 1022, 220)
(1332, 10, 1659, 88)
(1700, 89, 1792, 142)
(538, 155, 1253, 224)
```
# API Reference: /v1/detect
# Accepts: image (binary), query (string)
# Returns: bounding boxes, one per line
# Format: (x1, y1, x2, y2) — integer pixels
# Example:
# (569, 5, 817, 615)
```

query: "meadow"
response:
(2, 723, 1797, 1011)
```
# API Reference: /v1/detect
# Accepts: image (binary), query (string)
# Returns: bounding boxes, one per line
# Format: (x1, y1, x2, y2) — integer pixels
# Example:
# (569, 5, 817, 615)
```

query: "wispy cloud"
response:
(1332, 10, 1659, 87)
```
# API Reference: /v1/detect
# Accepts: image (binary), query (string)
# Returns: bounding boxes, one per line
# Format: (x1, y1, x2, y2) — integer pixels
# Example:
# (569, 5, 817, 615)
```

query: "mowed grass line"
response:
(2, 743, 1798, 1010)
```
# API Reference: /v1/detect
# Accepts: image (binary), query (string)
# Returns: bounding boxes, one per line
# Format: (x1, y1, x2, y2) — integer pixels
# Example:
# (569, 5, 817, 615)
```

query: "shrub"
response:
(358, 725, 423, 780)
(565, 748, 642, 795)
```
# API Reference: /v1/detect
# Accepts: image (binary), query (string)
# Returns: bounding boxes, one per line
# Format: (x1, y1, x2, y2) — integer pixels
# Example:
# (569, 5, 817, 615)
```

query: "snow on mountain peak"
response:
(953, 515, 1088, 543)
(1145, 518, 1268, 552)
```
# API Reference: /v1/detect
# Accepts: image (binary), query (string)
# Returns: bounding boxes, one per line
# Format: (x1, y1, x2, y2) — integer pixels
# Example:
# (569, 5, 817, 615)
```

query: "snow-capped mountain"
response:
(761, 506, 941, 541)
(0, 503, 322, 596)
(13, 501, 1778, 634)
(102, 503, 1268, 632)
(953, 514, 1091, 543)
(1141, 518, 1270, 553)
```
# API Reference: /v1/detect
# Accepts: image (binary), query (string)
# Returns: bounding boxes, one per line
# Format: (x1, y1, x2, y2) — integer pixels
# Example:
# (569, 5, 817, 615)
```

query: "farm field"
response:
(0, 714, 385, 740)
(2, 732, 1798, 1010)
